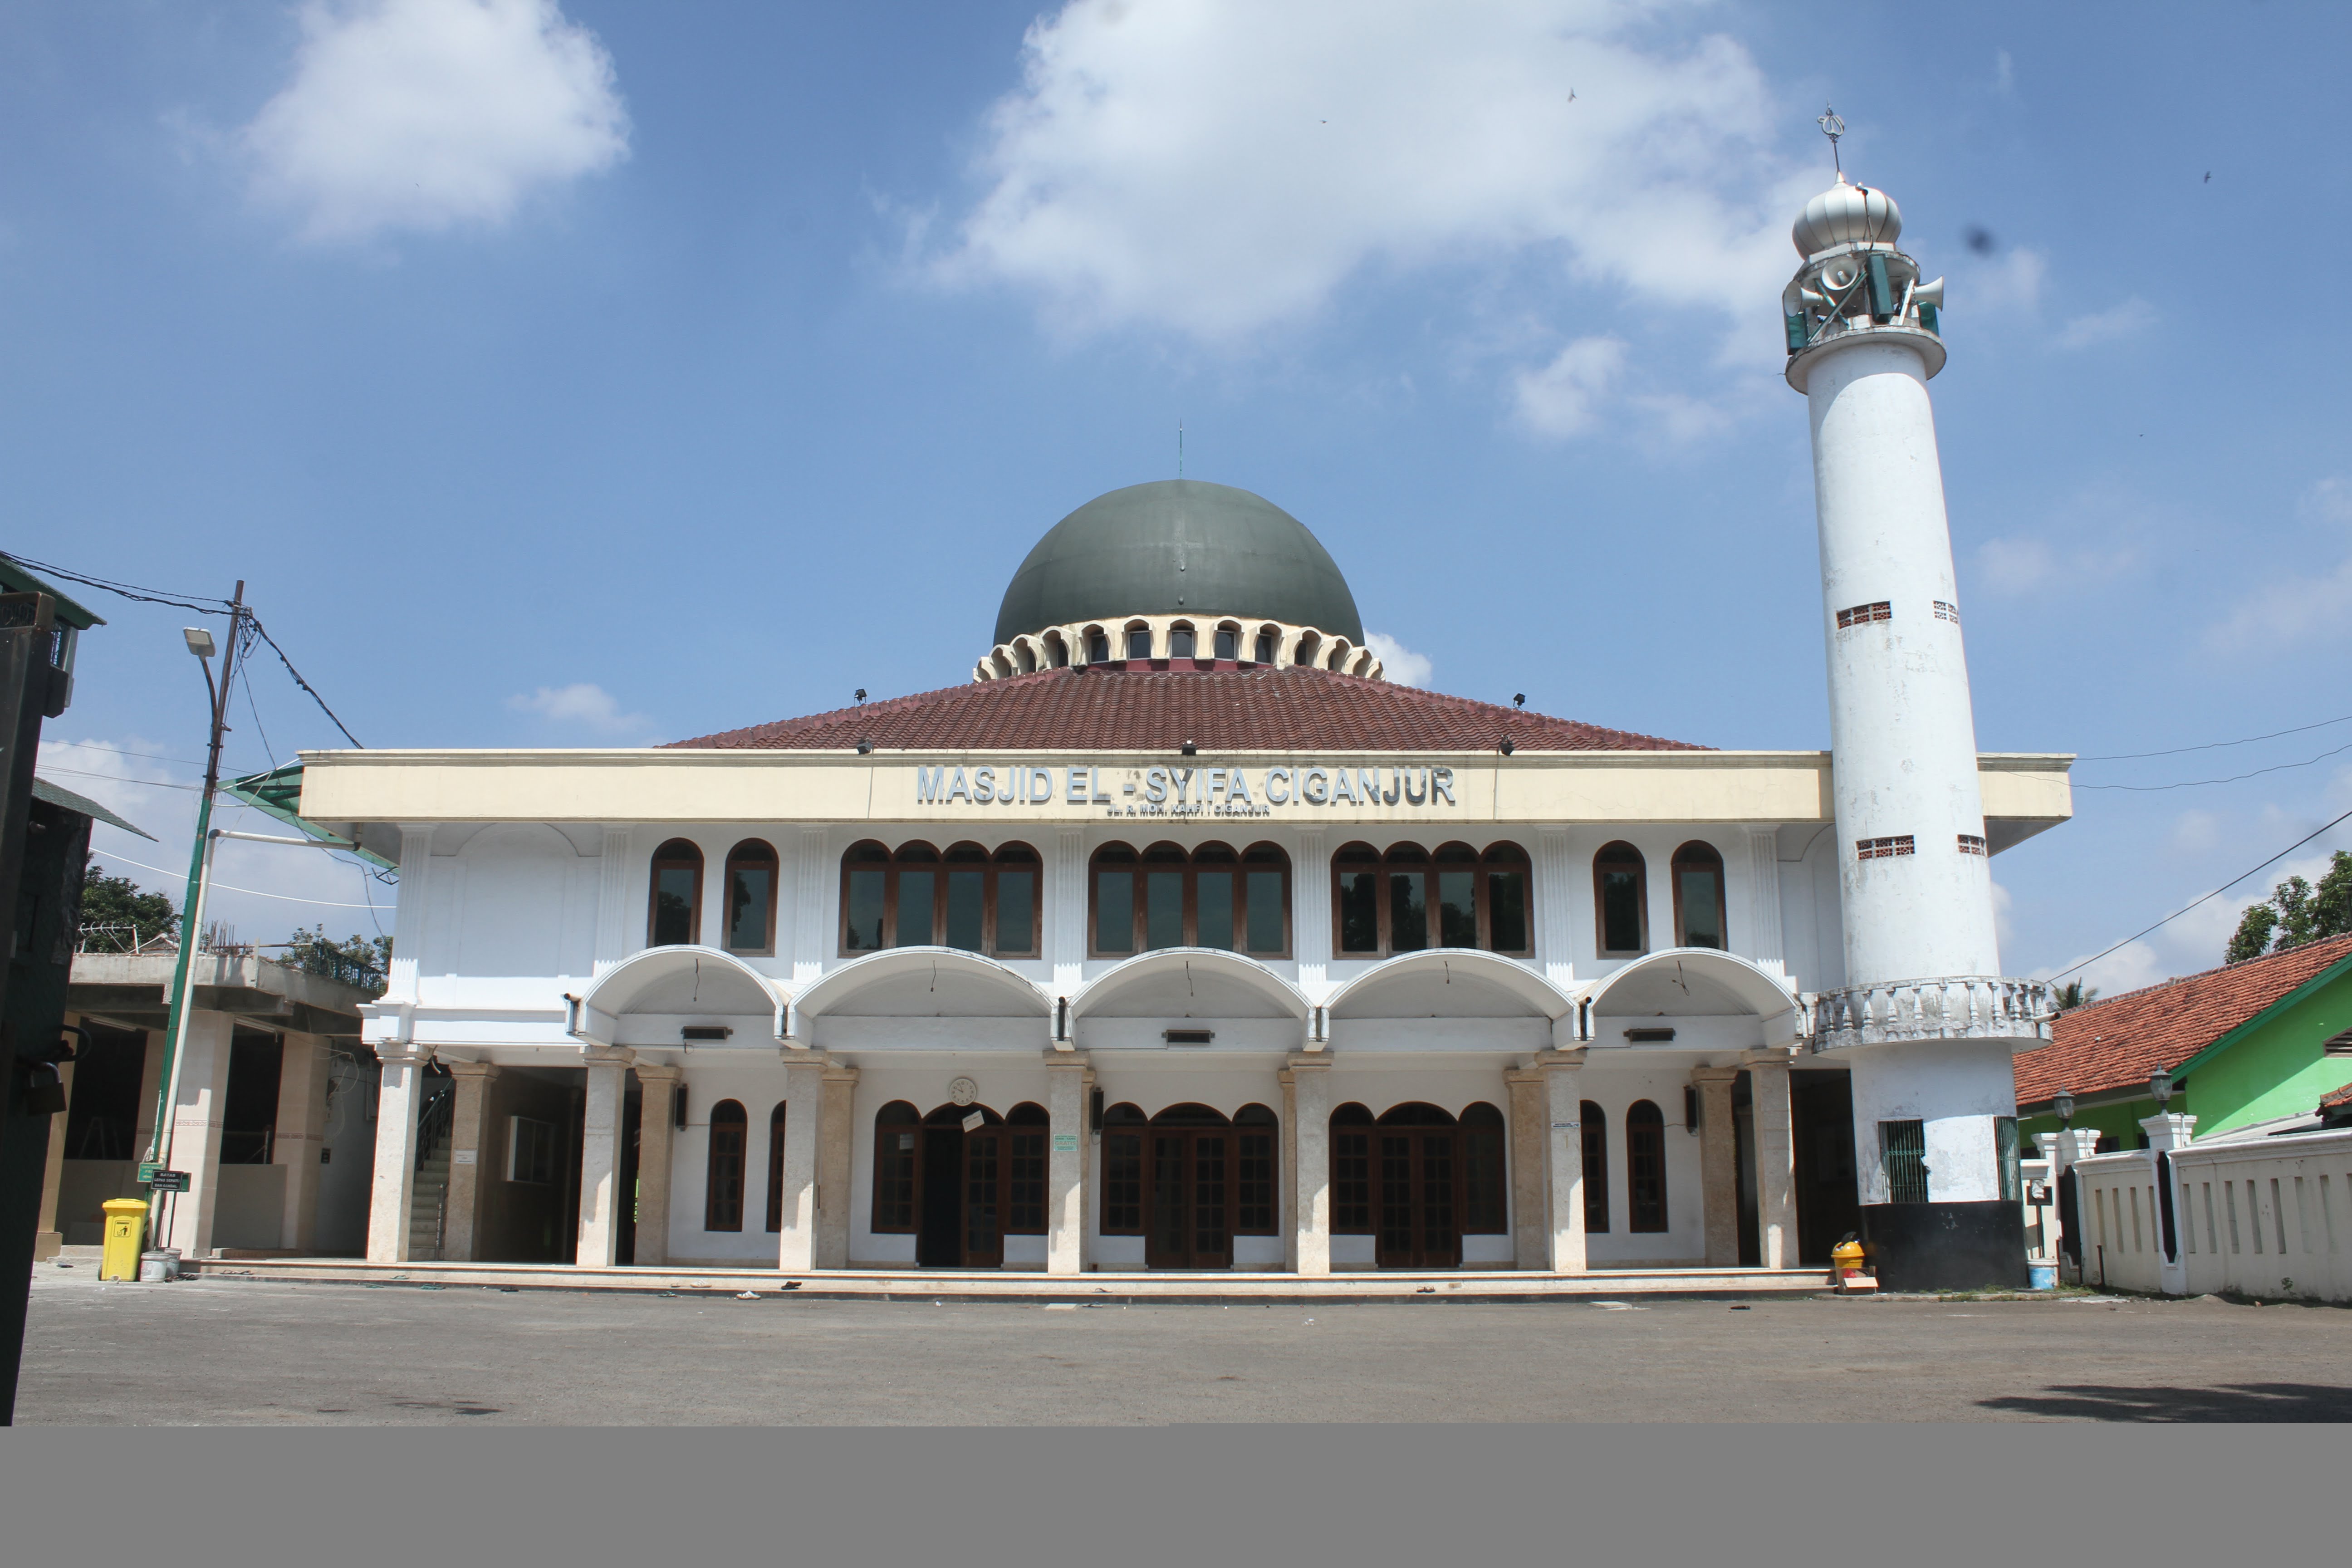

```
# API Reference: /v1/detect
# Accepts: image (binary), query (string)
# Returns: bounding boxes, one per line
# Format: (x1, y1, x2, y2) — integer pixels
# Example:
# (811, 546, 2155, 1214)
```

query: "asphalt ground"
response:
(17, 1264, 2352, 1424)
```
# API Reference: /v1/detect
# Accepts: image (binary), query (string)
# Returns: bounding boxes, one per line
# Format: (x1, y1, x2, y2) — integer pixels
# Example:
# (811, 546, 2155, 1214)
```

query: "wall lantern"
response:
(2148, 1068, 2173, 1108)
(2053, 1090, 2076, 1127)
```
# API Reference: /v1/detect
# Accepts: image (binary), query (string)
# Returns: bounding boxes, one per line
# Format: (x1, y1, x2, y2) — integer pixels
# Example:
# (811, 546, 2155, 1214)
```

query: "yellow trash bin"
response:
(101, 1198, 149, 1282)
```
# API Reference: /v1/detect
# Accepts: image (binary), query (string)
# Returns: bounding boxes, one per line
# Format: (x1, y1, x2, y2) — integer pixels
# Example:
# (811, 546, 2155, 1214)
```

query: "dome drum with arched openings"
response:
(988, 480, 1366, 676)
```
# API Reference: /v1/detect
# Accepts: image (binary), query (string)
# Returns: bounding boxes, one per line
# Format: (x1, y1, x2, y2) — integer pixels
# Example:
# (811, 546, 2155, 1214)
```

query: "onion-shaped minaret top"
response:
(1791, 174, 1903, 258)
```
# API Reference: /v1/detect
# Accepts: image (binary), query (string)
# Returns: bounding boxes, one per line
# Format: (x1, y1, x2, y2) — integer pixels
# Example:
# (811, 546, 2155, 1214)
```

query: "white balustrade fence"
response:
(2073, 1129, 2352, 1302)
(1810, 975, 2054, 1053)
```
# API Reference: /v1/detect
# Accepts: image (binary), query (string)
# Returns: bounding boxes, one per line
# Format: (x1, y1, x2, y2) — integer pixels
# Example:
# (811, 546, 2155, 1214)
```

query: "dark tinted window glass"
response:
(1169, 626, 1195, 658)
(653, 867, 696, 946)
(1146, 870, 1185, 950)
(1215, 627, 1238, 660)
(995, 870, 1035, 955)
(1103, 1132, 1142, 1231)
(895, 870, 934, 947)
(1333, 1129, 1372, 1231)
(1196, 870, 1235, 951)
(1465, 1122, 1507, 1233)
(1437, 869, 1477, 947)
(1582, 1101, 1609, 1232)
(726, 866, 770, 951)
(1488, 870, 1530, 952)
(1245, 870, 1285, 953)
(1678, 869, 1723, 949)
(944, 869, 985, 952)
(1127, 628, 1152, 659)
(1389, 870, 1428, 952)
(1628, 1101, 1667, 1232)
(1096, 870, 1135, 953)
(1600, 868, 1644, 953)
(1338, 870, 1379, 952)
(844, 869, 885, 951)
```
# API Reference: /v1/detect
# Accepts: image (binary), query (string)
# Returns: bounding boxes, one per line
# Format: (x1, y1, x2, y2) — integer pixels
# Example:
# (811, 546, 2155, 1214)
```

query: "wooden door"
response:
(1375, 1129, 1462, 1269)
(963, 1128, 1004, 1266)
(1144, 1129, 1233, 1269)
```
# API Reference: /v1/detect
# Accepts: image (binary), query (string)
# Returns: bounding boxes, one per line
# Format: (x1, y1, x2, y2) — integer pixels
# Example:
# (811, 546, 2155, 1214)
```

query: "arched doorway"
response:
(1331, 1102, 1508, 1269)
(886, 1101, 1048, 1267)
(1100, 1102, 1279, 1269)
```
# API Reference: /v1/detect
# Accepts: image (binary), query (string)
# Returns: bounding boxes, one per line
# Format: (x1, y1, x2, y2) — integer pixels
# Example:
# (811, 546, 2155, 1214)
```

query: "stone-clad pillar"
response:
(438, 1059, 501, 1262)
(161, 1010, 234, 1259)
(1539, 1049, 1588, 1273)
(365, 1045, 431, 1263)
(1692, 1066, 1741, 1267)
(1287, 1054, 1332, 1275)
(775, 1057, 824, 1270)
(575, 1048, 634, 1266)
(274, 1031, 332, 1253)
(1045, 1053, 1092, 1275)
(632, 1063, 681, 1267)
(1744, 1051, 1798, 1269)
(1504, 1067, 1547, 1269)
(817, 1061, 860, 1269)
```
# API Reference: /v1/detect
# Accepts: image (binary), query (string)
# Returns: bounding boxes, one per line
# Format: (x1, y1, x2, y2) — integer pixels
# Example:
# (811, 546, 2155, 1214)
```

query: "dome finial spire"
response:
(1817, 103, 1847, 178)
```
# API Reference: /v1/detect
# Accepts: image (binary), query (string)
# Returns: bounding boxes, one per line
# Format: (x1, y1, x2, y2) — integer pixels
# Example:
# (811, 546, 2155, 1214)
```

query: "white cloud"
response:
(2056, 296, 2154, 350)
(2299, 475, 2352, 527)
(2169, 809, 2220, 855)
(244, 0, 628, 244)
(1511, 334, 1626, 437)
(1960, 245, 2045, 313)
(2204, 553, 2352, 651)
(1363, 632, 1433, 687)
(2038, 939, 2169, 999)
(936, 0, 1803, 345)
(1974, 535, 2055, 594)
(508, 682, 652, 736)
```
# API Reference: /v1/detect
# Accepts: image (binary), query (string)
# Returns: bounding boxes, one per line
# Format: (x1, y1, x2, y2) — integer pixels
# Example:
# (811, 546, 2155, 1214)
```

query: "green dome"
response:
(993, 480, 1364, 648)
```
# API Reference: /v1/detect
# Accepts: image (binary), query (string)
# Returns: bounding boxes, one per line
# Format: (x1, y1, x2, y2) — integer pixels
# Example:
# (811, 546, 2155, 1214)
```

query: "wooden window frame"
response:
(1102, 1104, 1281, 1263)
(1088, 840, 1292, 959)
(1626, 1100, 1667, 1233)
(1580, 1100, 1609, 1233)
(722, 838, 780, 957)
(1331, 839, 1534, 959)
(1329, 1102, 1508, 1253)
(764, 1101, 788, 1231)
(871, 1101, 921, 1233)
(1460, 1102, 1508, 1235)
(647, 838, 704, 948)
(1592, 841, 1650, 959)
(1668, 840, 1728, 951)
(839, 839, 1044, 958)
(706, 1098, 748, 1232)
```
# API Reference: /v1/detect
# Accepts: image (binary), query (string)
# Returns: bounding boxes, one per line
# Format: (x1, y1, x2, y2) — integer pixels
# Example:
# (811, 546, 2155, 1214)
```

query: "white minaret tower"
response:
(1784, 116, 2051, 1289)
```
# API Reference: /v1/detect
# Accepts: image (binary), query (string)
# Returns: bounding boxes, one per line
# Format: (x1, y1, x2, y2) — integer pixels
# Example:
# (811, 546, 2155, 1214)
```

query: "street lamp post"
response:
(141, 583, 244, 1245)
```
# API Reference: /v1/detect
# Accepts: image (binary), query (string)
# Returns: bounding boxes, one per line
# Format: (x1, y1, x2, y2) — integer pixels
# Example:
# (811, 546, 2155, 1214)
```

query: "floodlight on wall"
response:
(1180, 740, 1197, 756)
(856, 738, 872, 755)
(1513, 693, 1526, 708)
(2053, 1090, 2076, 1127)
(1163, 1028, 1214, 1046)
(1499, 736, 1516, 756)
(183, 627, 215, 659)
(681, 1025, 733, 1042)
(2148, 1068, 2173, 1107)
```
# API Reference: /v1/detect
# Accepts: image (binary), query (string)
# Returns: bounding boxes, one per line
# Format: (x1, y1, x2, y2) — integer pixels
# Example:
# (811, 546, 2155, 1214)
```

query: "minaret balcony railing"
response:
(1808, 975, 2055, 1054)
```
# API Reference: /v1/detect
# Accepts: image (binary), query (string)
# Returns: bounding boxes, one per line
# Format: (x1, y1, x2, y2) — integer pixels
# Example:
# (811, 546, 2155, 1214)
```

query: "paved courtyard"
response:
(18, 1265, 2352, 1424)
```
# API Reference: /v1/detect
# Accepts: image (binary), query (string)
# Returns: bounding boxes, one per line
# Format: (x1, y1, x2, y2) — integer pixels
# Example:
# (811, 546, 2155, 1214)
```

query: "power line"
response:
(2074, 737, 2352, 791)
(245, 614, 363, 748)
(2049, 804, 2352, 982)
(2081, 711, 2352, 763)
(43, 740, 209, 768)
(0, 549, 234, 616)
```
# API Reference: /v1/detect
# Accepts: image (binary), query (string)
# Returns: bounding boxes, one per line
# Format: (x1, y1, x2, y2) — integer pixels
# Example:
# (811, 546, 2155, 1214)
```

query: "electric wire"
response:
(2073, 737, 2352, 791)
(0, 549, 234, 616)
(44, 740, 208, 768)
(2079, 711, 2352, 763)
(2048, 804, 2352, 982)
(89, 847, 397, 909)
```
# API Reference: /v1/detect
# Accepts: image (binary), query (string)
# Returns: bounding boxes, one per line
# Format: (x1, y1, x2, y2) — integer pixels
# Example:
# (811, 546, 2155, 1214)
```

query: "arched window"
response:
(1626, 1100, 1667, 1233)
(724, 839, 778, 956)
(1295, 632, 1322, 667)
(872, 1101, 920, 1232)
(1671, 841, 1727, 950)
(1168, 622, 1196, 659)
(1581, 1101, 1610, 1233)
(1462, 1102, 1507, 1235)
(1007, 1102, 1049, 1237)
(1043, 630, 1069, 668)
(1125, 621, 1152, 661)
(1254, 626, 1278, 665)
(648, 839, 703, 947)
(1330, 1102, 1374, 1233)
(1100, 1102, 1147, 1233)
(1086, 627, 1109, 664)
(764, 1100, 788, 1231)
(1214, 623, 1240, 661)
(1594, 842, 1649, 958)
(840, 840, 1041, 957)
(706, 1099, 747, 1232)
(1089, 842, 1290, 957)
(1236, 1103, 1278, 1235)
(1334, 841, 1533, 958)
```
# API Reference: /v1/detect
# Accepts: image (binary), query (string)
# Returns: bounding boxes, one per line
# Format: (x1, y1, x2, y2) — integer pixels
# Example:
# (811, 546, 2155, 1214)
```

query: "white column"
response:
(817, 1062, 860, 1269)
(384, 826, 433, 1006)
(273, 1031, 331, 1252)
(1540, 1049, 1588, 1273)
(438, 1059, 501, 1261)
(593, 827, 632, 979)
(364, 1046, 430, 1263)
(1746, 1051, 1798, 1269)
(160, 1010, 234, 1258)
(775, 1057, 824, 1269)
(632, 1063, 680, 1267)
(1537, 830, 1575, 990)
(1046, 1053, 1092, 1275)
(574, 1049, 634, 1266)
(1745, 828, 1784, 972)
(1505, 1067, 1548, 1269)
(1292, 831, 1329, 999)
(1288, 1055, 1331, 1274)
(1050, 827, 1087, 1003)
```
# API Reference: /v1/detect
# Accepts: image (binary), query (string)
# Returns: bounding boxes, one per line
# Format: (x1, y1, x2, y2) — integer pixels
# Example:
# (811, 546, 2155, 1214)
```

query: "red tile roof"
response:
(2320, 1081, 2352, 1118)
(2014, 933, 2352, 1107)
(670, 666, 1705, 754)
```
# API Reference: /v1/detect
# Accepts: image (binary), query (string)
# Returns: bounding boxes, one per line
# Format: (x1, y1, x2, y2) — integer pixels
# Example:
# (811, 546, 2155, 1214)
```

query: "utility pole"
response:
(142, 581, 243, 1250)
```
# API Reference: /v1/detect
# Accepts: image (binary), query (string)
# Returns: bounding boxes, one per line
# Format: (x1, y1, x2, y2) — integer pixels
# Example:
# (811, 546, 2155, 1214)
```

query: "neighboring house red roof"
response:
(2014, 933, 2352, 1107)
(2320, 1081, 2352, 1118)
(669, 666, 1705, 754)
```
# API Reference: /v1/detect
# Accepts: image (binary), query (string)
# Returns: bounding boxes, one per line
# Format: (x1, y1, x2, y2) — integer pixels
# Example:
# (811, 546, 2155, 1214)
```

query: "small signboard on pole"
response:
(146, 1171, 191, 1194)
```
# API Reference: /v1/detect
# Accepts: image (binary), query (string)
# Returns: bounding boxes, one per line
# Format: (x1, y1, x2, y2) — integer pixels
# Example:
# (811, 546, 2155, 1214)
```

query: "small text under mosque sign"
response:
(913, 764, 1459, 818)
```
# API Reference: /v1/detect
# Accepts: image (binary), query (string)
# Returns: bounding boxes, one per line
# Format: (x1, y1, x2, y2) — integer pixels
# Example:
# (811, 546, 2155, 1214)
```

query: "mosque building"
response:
(280, 172, 2068, 1291)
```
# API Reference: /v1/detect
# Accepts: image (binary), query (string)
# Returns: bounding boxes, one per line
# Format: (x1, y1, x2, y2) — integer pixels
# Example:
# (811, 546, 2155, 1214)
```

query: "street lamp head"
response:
(183, 627, 216, 659)
(2148, 1068, 2173, 1107)
(2053, 1090, 2076, 1127)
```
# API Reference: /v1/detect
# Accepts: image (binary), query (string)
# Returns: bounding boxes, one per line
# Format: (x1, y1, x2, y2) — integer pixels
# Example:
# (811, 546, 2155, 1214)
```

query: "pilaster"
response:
(1288, 1054, 1332, 1274)
(274, 1031, 332, 1253)
(632, 1062, 681, 1266)
(817, 1062, 861, 1269)
(775, 1056, 825, 1269)
(794, 826, 829, 987)
(1045, 1053, 1093, 1275)
(1504, 1067, 1547, 1269)
(1051, 827, 1088, 1000)
(1537, 830, 1576, 990)
(1745, 828, 1784, 971)
(1539, 1049, 1588, 1273)
(438, 1059, 502, 1262)
(160, 1010, 234, 1259)
(1743, 1050, 1798, 1269)
(593, 827, 632, 979)
(1292, 831, 1330, 999)
(1692, 1066, 1741, 1267)
(574, 1048, 634, 1266)
(387, 826, 432, 1000)
(365, 1045, 431, 1264)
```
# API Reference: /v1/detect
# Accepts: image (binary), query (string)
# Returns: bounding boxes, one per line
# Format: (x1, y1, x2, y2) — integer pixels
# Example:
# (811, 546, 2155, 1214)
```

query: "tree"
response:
(284, 926, 392, 997)
(73, 864, 179, 951)
(2225, 850, 2352, 963)
(2050, 980, 2100, 1012)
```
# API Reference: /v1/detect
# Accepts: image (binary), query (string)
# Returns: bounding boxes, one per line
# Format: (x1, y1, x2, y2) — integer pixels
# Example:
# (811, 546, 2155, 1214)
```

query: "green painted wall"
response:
(2019, 1091, 2190, 1153)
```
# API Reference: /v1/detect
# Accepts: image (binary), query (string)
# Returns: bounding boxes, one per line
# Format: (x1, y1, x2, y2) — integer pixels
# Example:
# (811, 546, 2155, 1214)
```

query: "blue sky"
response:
(15, 0, 2351, 991)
